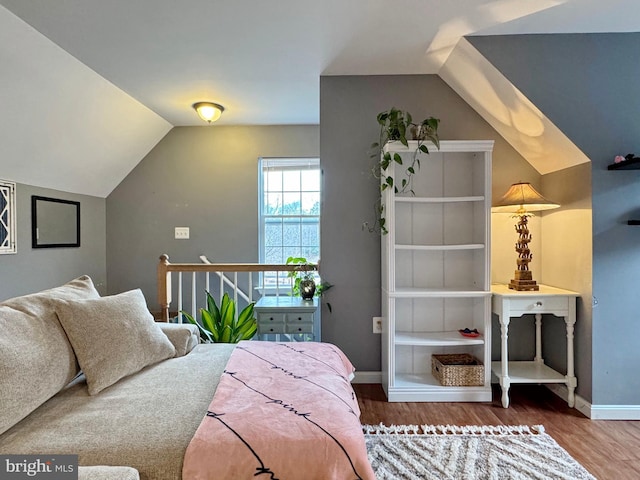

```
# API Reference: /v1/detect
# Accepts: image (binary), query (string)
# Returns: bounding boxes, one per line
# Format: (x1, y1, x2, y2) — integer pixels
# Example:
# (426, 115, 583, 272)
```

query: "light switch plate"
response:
(174, 227, 190, 239)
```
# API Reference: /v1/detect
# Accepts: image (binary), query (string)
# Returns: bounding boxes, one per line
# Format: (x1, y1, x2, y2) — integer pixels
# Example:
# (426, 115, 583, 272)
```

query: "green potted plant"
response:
(366, 107, 440, 234)
(286, 256, 334, 310)
(286, 256, 317, 300)
(181, 291, 257, 343)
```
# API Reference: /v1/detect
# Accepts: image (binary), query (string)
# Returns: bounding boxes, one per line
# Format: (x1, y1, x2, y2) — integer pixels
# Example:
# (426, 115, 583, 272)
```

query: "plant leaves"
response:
(393, 153, 402, 165)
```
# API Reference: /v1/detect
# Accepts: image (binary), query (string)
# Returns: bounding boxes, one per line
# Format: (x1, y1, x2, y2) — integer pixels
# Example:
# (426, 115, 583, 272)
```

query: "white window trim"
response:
(258, 156, 320, 265)
(0, 180, 17, 255)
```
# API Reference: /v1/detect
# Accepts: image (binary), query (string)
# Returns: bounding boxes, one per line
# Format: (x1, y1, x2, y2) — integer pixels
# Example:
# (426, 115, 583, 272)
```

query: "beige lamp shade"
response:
(193, 102, 225, 123)
(492, 182, 559, 214)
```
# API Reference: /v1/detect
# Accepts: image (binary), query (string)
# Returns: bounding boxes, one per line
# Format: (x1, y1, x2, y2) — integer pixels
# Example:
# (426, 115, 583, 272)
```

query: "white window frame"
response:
(0, 180, 17, 255)
(258, 157, 321, 292)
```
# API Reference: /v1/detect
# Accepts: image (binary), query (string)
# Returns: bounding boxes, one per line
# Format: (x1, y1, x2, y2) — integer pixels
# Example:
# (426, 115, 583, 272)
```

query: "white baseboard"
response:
(352, 371, 382, 384)
(354, 373, 640, 420)
(545, 383, 640, 420)
(544, 384, 592, 418)
(589, 405, 640, 420)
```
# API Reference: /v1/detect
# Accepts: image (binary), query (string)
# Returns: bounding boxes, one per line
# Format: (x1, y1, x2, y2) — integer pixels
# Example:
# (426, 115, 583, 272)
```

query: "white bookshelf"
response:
(381, 140, 493, 402)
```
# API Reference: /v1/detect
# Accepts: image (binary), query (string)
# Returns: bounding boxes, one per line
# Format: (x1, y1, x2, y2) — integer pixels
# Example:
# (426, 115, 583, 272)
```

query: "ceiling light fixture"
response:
(192, 102, 225, 124)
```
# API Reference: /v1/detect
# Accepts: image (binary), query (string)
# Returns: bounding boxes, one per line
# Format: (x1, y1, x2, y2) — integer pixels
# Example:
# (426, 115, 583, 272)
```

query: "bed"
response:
(0, 271, 375, 479)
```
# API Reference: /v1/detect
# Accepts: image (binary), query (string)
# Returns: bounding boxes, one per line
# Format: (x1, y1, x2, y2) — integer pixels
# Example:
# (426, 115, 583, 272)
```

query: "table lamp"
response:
(492, 182, 559, 291)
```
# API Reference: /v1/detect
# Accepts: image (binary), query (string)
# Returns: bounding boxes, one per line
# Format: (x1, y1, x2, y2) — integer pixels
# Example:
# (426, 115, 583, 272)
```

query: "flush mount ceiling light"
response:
(192, 102, 225, 124)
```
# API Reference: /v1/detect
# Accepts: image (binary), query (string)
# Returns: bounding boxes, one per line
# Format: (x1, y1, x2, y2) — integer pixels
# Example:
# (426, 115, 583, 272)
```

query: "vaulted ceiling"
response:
(1, 0, 638, 197)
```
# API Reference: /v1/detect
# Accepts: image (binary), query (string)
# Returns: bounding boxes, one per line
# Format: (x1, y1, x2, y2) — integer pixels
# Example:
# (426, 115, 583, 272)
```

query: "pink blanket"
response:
(182, 341, 375, 480)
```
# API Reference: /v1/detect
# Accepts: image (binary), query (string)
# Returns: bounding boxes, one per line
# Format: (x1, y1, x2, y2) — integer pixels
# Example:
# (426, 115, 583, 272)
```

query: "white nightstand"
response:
(254, 296, 319, 342)
(491, 284, 579, 408)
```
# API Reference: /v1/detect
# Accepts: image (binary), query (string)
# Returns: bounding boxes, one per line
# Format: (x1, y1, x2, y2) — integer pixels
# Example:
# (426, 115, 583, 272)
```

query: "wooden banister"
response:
(157, 254, 318, 322)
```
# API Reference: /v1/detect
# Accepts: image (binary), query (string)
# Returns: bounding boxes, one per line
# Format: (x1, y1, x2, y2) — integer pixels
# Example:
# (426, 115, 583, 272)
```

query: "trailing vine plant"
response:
(365, 108, 440, 234)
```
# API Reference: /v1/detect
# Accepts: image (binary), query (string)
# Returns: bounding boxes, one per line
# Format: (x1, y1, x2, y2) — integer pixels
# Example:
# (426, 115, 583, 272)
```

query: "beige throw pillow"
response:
(0, 275, 100, 435)
(55, 289, 176, 395)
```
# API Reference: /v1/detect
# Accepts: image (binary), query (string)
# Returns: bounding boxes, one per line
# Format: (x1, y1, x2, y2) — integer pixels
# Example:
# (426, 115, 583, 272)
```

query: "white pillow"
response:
(55, 289, 176, 395)
(0, 275, 99, 434)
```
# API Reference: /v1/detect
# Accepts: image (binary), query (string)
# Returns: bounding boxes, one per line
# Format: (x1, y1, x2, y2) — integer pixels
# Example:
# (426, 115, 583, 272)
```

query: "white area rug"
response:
(364, 424, 596, 480)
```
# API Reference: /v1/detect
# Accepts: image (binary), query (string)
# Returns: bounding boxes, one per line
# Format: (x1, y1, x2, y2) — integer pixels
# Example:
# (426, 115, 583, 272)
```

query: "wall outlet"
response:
(373, 316, 382, 334)
(174, 227, 190, 239)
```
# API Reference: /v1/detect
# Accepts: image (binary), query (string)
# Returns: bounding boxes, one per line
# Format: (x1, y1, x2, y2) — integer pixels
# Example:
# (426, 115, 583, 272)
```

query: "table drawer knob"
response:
(535, 301, 543, 307)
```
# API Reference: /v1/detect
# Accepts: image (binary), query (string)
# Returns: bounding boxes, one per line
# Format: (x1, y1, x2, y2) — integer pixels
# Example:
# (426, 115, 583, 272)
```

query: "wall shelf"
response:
(608, 159, 640, 224)
(607, 158, 640, 170)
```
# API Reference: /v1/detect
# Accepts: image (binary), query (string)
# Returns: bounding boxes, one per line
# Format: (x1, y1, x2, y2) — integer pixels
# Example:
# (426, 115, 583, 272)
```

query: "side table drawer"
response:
(286, 312, 314, 323)
(257, 313, 286, 324)
(258, 323, 286, 334)
(285, 323, 314, 334)
(509, 296, 569, 313)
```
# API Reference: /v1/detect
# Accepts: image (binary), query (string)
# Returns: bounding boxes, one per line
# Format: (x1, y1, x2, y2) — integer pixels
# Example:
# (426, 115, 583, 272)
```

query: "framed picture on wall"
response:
(31, 195, 81, 248)
(0, 180, 17, 254)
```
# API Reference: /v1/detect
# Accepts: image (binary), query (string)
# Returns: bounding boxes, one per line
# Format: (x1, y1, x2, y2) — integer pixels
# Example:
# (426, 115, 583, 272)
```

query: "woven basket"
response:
(431, 353, 484, 386)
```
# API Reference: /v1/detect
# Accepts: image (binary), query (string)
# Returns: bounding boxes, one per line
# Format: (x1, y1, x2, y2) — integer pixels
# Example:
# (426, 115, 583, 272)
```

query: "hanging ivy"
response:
(365, 108, 440, 234)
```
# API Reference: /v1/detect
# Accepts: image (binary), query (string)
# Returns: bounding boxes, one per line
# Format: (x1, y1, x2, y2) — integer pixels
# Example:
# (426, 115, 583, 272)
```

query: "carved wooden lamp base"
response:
(509, 270, 539, 291)
(493, 182, 560, 293)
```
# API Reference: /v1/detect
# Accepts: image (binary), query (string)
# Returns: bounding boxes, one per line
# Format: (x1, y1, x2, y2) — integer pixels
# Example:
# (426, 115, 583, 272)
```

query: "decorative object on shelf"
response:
(431, 354, 484, 386)
(459, 328, 480, 338)
(608, 153, 640, 170)
(192, 102, 225, 124)
(365, 107, 440, 234)
(180, 291, 257, 343)
(492, 182, 560, 291)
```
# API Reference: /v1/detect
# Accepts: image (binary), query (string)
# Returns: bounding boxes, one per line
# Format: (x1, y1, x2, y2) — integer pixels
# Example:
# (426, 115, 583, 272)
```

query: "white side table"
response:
(491, 284, 579, 408)
(254, 296, 319, 341)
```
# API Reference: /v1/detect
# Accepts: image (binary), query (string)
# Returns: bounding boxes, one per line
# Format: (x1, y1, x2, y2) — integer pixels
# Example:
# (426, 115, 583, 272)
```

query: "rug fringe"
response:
(363, 423, 545, 435)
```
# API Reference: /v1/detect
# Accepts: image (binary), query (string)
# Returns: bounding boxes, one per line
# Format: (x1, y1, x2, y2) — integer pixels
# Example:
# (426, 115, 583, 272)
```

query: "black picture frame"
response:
(31, 195, 81, 248)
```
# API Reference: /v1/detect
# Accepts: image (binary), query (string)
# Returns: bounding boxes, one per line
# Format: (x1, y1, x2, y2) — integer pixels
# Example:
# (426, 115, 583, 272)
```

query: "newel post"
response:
(157, 254, 172, 322)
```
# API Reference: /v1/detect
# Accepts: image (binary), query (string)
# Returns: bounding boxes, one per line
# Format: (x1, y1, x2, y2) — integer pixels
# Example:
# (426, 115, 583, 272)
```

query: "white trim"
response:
(546, 383, 640, 420)
(361, 374, 640, 420)
(352, 371, 382, 384)
(545, 383, 591, 419)
(589, 405, 640, 420)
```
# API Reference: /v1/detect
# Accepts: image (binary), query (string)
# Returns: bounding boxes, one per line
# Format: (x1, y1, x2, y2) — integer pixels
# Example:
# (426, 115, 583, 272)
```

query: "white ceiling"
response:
(0, 0, 638, 196)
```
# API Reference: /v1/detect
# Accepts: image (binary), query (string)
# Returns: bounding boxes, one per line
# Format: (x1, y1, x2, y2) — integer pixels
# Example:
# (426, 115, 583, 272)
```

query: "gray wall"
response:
(319, 74, 536, 371)
(106, 125, 319, 311)
(470, 33, 640, 405)
(540, 163, 593, 400)
(0, 183, 106, 300)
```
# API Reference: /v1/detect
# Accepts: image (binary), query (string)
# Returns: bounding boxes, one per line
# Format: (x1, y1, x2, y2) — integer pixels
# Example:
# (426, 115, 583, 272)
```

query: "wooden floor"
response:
(354, 383, 640, 480)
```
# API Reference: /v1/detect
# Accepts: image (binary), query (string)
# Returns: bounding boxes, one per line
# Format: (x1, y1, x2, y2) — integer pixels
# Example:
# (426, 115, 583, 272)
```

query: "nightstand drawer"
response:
(286, 312, 314, 323)
(257, 313, 286, 324)
(286, 323, 314, 334)
(508, 296, 569, 313)
(259, 323, 286, 334)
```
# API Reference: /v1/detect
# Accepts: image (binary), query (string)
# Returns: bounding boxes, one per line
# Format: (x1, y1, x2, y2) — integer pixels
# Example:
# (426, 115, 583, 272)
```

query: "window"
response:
(0, 180, 16, 254)
(259, 158, 320, 287)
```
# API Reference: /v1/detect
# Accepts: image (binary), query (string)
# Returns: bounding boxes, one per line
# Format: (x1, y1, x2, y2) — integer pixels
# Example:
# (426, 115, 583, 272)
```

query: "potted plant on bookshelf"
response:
(181, 291, 257, 343)
(365, 107, 440, 234)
